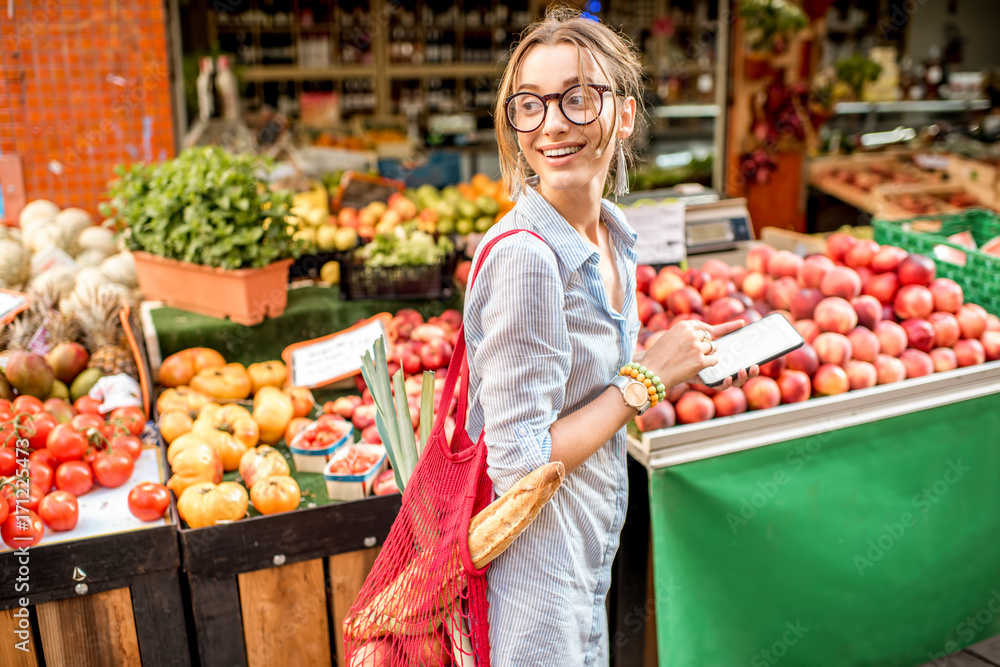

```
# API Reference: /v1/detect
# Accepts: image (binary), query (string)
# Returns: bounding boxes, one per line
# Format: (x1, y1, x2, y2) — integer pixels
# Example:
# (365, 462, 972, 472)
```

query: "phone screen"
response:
(698, 313, 804, 386)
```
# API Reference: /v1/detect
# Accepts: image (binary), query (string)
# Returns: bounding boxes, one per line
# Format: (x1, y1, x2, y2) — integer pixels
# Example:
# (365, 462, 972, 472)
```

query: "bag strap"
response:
(433, 229, 547, 449)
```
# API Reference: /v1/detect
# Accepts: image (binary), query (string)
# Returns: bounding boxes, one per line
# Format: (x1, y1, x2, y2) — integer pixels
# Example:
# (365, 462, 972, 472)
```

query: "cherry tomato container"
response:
(288, 418, 354, 474)
(323, 444, 388, 501)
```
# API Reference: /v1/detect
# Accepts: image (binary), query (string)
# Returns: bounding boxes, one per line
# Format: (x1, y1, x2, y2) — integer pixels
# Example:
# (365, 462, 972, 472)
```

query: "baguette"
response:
(345, 461, 566, 642)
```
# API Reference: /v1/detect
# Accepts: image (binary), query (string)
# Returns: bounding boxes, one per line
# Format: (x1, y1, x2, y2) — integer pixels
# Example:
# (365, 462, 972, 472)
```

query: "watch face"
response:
(623, 382, 649, 407)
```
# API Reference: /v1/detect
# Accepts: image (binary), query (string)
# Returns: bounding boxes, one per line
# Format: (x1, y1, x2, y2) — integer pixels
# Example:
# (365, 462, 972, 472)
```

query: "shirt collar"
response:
(516, 186, 638, 273)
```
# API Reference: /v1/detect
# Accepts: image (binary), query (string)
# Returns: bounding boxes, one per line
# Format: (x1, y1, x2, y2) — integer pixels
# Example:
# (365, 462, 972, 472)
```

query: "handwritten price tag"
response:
(282, 314, 394, 389)
(0, 289, 29, 325)
(623, 201, 687, 265)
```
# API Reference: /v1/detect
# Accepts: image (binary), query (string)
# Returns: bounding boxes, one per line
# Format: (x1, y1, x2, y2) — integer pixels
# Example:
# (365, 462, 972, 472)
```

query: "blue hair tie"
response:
(580, 11, 600, 22)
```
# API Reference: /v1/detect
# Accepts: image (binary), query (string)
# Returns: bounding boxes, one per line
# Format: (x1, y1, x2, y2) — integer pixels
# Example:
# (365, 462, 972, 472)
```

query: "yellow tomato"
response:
(284, 386, 315, 419)
(247, 360, 288, 394)
(159, 410, 193, 445)
(159, 348, 226, 388)
(250, 475, 301, 515)
(166, 443, 223, 497)
(167, 432, 213, 466)
(156, 387, 214, 418)
(252, 386, 294, 445)
(177, 481, 248, 529)
(190, 363, 253, 400)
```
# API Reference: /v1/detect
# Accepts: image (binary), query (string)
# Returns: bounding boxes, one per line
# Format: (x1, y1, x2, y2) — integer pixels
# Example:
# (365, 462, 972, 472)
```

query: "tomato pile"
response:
(0, 395, 169, 549)
(292, 415, 351, 450)
(327, 446, 382, 476)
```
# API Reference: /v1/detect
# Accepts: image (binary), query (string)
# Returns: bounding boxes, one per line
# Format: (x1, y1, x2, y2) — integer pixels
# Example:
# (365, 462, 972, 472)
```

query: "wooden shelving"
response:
(241, 65, 377, 82)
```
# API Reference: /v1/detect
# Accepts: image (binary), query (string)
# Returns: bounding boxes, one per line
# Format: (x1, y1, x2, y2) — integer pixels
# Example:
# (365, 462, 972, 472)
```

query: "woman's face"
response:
(512, 43, 634, 199)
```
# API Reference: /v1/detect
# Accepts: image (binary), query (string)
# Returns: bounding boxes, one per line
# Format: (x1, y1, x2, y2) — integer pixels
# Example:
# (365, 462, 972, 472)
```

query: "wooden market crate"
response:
(872, 182, 1000, 220)
(180, 494, 401, 667)
(808, 152, 941, 214)
(0, 521, 190, 667)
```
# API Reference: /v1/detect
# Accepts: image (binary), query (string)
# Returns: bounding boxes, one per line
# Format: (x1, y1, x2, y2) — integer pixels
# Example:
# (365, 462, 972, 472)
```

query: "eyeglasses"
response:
(505, 84, 625, 133)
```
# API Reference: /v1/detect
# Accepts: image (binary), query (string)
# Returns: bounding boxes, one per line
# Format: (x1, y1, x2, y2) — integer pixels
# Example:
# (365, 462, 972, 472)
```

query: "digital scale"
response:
(619, 184, 755, 262)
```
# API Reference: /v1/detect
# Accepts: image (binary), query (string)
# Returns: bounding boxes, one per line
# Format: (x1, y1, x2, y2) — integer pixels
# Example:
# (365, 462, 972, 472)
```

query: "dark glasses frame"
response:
(504, 84, 626, 133)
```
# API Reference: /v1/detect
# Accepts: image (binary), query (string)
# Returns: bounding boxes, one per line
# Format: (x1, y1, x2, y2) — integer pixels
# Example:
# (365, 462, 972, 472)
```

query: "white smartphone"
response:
(697, 312, 804, 387)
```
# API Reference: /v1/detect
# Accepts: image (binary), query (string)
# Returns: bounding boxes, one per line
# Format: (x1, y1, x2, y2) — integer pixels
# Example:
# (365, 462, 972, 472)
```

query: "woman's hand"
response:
(640, 319, 759, 390)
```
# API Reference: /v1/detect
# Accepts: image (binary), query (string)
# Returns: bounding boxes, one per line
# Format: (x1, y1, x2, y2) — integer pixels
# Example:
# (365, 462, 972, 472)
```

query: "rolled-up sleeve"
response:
(468, 237, 571, 495)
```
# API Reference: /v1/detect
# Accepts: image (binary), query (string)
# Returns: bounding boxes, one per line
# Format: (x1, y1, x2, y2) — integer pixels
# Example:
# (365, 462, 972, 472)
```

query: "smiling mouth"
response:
(541, 145, 583, 158)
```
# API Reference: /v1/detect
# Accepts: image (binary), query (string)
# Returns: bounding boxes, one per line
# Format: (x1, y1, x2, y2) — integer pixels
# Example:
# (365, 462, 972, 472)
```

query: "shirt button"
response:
(517, 426, 528, 437)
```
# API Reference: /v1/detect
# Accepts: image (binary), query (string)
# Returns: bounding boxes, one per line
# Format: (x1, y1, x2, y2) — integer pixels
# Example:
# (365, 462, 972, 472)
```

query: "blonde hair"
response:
(494, 5, 646, 199)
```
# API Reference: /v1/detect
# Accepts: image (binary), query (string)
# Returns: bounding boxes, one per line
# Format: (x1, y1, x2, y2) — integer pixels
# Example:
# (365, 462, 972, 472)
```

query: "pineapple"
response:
(75, 286, 138, 380)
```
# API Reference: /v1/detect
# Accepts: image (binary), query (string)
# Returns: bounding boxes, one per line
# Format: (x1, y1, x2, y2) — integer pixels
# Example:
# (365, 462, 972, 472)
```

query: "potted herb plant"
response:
(101, 147, 300, 326)
(835, 54, 883, 101)
(740, 0, 809, 79)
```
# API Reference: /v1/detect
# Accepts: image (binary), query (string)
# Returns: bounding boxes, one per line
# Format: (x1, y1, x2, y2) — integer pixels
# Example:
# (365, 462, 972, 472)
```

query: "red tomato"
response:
(111, 435, 143, 462)
(29, 449, 58, 470)
(0, 483, 16, 515)
(0, 497, 7, 526)
(92, 450, 134, 488)
(29, 461, 53, 495)
(110, 407, 145, 437)
(12, 396, 43, 415)
(73, 396, 103, 415)
(23, 484, 45, 513)
(38, 491, 78, 532)
(0, 399, 12, 413)
(55, 461, 94, 496)
(27, 413, 58, 450)
(47, 424, 89, 463)
(0, 448, 15, 477)
(127, 482, 170, 522)
(71, 413, 104, 433)
(2, 509, 44, 548)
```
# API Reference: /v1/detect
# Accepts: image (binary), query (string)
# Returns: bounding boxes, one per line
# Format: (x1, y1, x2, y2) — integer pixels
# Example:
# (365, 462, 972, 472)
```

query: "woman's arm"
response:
(548, 319, 752, 475)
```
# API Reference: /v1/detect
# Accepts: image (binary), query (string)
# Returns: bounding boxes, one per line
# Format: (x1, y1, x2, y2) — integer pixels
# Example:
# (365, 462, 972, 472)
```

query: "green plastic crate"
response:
(873, 208, 1000, 316)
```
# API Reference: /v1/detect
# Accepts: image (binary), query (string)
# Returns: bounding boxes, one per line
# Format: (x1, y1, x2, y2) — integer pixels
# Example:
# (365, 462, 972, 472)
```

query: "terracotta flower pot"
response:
(745, 52, 776, 80)
(133, 252, 294, 326)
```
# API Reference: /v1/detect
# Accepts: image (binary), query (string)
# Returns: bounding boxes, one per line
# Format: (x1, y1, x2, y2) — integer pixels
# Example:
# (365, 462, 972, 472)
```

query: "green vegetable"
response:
(356, 228, 453, 267)
(740, 0, 808, 53)
(101, 147, 300, 270)
(835, 54, 883, 100)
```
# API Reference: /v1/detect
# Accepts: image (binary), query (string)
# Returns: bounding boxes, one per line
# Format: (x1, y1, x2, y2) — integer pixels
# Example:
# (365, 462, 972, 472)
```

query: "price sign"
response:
(624, 201, 687, 265)
(282, 313, 394, 389)
(0, 289, 29, 325)
(333, 171, 405, 212)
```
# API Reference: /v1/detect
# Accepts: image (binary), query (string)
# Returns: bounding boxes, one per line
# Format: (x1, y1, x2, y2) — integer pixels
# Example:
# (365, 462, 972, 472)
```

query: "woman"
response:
(463, 8, 756, 665)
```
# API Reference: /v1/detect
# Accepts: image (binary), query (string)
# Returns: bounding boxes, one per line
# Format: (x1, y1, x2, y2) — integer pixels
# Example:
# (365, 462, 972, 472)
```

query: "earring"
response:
(510, 151, 526, 202)
(613, 139, 629, 197)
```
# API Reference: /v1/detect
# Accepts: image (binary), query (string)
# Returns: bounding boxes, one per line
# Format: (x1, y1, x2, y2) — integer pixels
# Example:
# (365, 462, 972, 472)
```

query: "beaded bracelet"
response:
(619, 362, 667, 407)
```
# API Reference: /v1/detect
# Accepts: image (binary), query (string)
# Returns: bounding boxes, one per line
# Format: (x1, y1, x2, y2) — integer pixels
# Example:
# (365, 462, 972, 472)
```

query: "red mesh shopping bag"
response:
(343, 230, 548, 667)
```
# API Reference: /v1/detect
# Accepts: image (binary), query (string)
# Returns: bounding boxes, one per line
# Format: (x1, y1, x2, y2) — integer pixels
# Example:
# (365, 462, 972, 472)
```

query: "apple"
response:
(352, 404, 377, 431)
(894, 285, 934, 320)
(737, 308, 763, 327)
(847, 327, 880, 363)
(330, 395, 362, 420)
(793, 319, 820, 345)
(759, 356, 787, 380)
(668, 287, 705, 315)
(789, 288, 823, 321)
(928, 278, 963, 314)
(870, 245, 908, 273)
(767, 276, 800, 311)
(650, 271, 686, 306)
(899, 349, 934, 379)
(852, 295, 883, 331)
(875, 354, 906, 384)
(930, 347, 958, 372)
(741, 272, 772, 301)
(981, 331, 1000, 361)
(987, 314, 1000, 332)
(712, 387, 748, 417)
(742, 376, 781, 410)
(900, 318, 935, 353)
(897, 254, 936, 286)
(684, 269, 710, 291)
(786, 343, 819, 376)
(666, 383, 690, 403)
(647, 312, 672, 331)
(820, 267, 862, 300)
(361, 424, 383, 444)
(825, 233, 858, 263)
(845, 360, 877, 390)
(814, 332, 853, 366)
(635, 401, 676, 432)
(700, 278, 730, 304)
(844, 240, 879, 269)
(701, 258, 732, 281)
(636, 265, 657, 295)
(875, 320, 908, 357)
(689, 383, 718, 398)
(777, 370, 811, 403)
(705, 297, 746, 326)
(864, 272, 900, 305)
(813, 364, 850, 395)
(956, 303, 988, 339)
(746, 245, 777, 274)
(419, 339, 453, 371)
(767, 250, 803, 279)
(814, 297, 858, 335)
(637, 294, 665, 326)
(675, 391, 716, 424)
(928, 312, 961, 348)
(670, 313, 705, 327)
(954, 339, 986, 367)
(4, 351, 54, 399)
(731, 265, 749, 290)
(45, 342, 89, 384)
(798, 255, 835, 289)
(439, 309, 463, 331)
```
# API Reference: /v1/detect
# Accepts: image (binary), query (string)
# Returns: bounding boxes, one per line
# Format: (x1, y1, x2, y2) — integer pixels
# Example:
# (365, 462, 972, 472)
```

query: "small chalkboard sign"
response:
(332, 171, 405, 212)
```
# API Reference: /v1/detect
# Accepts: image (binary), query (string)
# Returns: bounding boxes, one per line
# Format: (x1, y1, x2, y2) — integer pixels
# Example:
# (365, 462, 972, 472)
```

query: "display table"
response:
(620, 362, 1000, 667)
(143, 284, 462, 367)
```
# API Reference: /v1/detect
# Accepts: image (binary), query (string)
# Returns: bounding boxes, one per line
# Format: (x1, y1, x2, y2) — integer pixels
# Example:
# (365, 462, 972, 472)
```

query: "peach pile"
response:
(634, 235, 1000, 432)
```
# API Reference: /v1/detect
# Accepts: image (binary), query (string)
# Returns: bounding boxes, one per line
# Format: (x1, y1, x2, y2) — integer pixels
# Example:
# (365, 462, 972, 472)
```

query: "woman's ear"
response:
(618, 96, 638, 140)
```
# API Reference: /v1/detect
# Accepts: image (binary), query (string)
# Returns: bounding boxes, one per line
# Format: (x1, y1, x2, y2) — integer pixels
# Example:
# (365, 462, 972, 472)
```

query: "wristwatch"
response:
(611, 375, 650, 416)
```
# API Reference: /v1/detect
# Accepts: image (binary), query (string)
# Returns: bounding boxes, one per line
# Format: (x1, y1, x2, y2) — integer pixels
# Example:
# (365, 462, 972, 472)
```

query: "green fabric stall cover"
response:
(649, 392, 1000, 667)
(149, 285, 461, 366)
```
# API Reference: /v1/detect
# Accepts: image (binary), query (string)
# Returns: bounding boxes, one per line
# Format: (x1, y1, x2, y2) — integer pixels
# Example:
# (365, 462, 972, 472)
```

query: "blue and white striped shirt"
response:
(464, 185, 640, 666)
